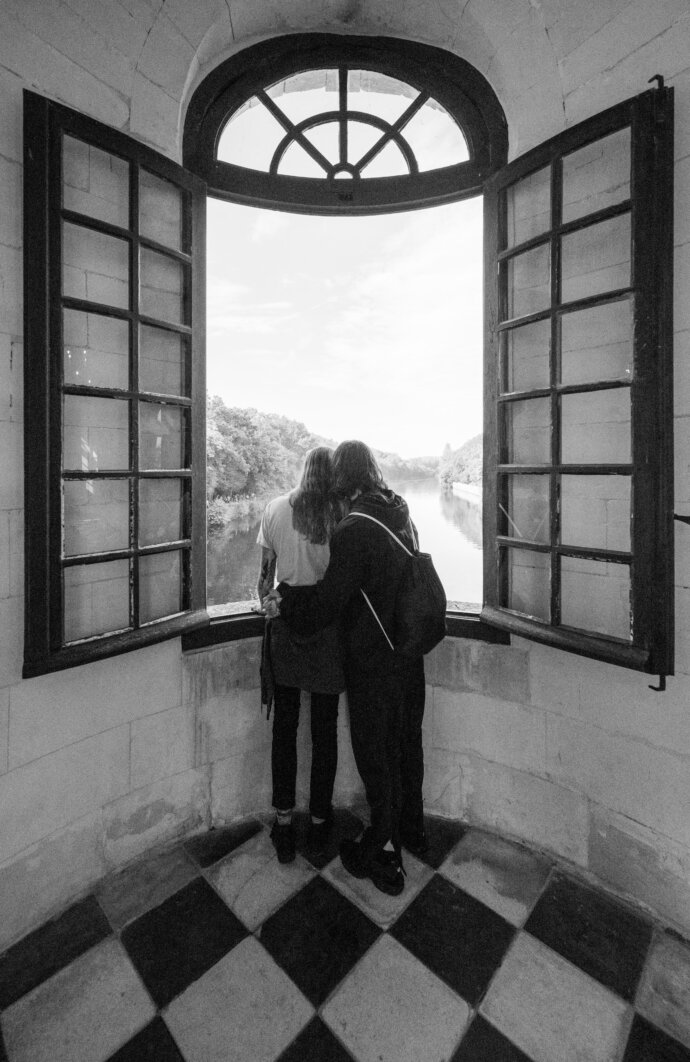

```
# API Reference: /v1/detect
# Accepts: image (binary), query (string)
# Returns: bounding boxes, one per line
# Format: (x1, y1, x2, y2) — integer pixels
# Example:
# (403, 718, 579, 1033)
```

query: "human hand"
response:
(262, 590, 282, 619)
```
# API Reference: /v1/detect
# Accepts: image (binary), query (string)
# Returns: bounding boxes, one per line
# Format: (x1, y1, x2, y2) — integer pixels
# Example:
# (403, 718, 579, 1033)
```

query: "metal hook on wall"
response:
(649, 74, 665, 89)
(649, 674, 666, 693)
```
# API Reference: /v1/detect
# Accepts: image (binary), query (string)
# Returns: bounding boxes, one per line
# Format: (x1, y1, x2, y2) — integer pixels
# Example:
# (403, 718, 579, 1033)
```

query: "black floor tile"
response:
(390, 874, 515, 1006)
(415, 814, 467, 870)
(0, 894, 111, 1009)
(106, 1017, 186, 1061)
(258, 876, 381, 1006)
(294, 808, 365, 871)
(121, 877, 248, 1008)
(452, 1016, 533, 1061)
(524, 872, 653, 1001)
(278, 1017, 356, 1061)
(183, 819, 263, 867)
(623, 1015, 690, 1062)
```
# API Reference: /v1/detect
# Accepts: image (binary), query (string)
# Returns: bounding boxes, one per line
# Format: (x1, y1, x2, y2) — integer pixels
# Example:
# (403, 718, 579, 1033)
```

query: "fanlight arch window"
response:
(183, 35, 507, 214)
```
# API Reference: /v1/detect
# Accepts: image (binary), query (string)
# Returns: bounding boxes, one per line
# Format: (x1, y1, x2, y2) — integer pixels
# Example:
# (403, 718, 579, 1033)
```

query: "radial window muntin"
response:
(217, 67, 469, 181)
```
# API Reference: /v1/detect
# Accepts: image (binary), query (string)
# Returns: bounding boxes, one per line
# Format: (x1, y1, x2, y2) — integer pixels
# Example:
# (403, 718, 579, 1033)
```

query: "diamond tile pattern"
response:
(0, 814, 689, 1062)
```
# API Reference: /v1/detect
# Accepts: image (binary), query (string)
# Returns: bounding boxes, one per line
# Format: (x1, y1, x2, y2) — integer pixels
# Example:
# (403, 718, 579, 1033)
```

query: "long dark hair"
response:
(332, 440, 387, 499)
(290, 446, 339, 544)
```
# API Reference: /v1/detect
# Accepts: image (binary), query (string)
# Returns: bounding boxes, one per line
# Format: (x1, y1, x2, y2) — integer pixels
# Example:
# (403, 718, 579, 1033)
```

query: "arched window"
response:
(183, 35, 507, 214)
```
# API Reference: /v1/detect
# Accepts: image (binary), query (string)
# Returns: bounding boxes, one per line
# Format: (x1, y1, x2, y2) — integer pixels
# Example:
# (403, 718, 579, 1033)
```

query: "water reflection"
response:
(206, 478, 483, 608)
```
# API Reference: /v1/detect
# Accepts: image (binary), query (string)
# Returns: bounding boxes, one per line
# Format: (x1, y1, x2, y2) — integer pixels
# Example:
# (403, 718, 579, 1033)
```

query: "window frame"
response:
(481, 86, 675, 676)
(23, 90, 208, 677)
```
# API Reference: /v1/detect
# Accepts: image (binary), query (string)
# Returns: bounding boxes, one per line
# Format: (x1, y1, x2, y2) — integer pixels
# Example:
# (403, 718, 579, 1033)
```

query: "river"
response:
(206, 478, 483, 611)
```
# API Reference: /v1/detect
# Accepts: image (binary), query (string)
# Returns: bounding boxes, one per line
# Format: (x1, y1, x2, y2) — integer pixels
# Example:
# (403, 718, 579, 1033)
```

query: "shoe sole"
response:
(340, 846, 404, 897)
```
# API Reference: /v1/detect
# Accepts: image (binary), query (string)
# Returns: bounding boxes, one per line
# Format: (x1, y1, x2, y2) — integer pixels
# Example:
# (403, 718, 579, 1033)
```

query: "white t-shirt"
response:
(257, 492, 331, 586)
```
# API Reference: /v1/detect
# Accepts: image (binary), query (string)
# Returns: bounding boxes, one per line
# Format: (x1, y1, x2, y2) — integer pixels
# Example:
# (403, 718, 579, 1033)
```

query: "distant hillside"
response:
(206, 396, 437, 528)
(438, 434, 483, 490)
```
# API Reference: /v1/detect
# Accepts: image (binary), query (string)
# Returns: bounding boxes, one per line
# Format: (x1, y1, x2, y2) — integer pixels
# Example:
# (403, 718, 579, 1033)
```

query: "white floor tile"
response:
(636, 931, 690, 1049)
(322, 934, 469, 1062)
(480, 932, 632, 1062)
(322, 851, 433, 929)
(164, 935, 314, 1062)
(440, 829, 550, 926)
(0, 938, 155, 1062)
(206, 828, 316, 930)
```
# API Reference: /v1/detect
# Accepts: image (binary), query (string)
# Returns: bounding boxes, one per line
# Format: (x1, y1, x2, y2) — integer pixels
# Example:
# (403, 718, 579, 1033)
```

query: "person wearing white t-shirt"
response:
(257, 447, 345, 864)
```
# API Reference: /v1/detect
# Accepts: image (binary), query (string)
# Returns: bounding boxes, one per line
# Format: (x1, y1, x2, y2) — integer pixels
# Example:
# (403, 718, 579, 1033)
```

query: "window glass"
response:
(360, 141, 409, 177)
(139, 325, 187, 396)
(140, 248, 185, 324)
(140, 169, 183, 250)
(63, 309, 129, 390)
(499, 475, 550, 543)
(217, 98, 286, 169)
(501, 318, 550, 393)
(499, 547, 550, 621)
(64, 559, 130, 641)
(560, 388, 630, 465)
(63, 479, 130, 556)
(347, 70, 417, 122)
(138, 402, 186, 470)
(402, 100, 469, 170)
(501, 397, 551, 464)
(503, 243, 551, 319)
(63, 395, 130, 471)
(560, 475, 631, 552)
(505, 165, 550, 248)
(561, 556, 630, 640)
(139, 551, 182, 623)
(62, 222, 129, 308)
(561, 213, 631, 303)
(560, 299, 633, 385)
(562, 127, 631, 223)
(138, 479, 184, 546)
(62, 135, 129, 228)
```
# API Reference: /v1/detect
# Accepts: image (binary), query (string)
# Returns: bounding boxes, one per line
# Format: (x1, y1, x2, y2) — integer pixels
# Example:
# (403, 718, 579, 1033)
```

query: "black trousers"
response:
(345, 650, 426, 851)
(271, 684, 340, 819)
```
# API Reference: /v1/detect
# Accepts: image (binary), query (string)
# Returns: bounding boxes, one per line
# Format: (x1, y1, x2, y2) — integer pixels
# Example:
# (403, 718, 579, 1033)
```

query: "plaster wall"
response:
(0, 0, 689, 951)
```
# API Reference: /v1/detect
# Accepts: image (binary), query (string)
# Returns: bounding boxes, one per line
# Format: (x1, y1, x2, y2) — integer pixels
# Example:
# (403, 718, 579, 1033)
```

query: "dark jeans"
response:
(345, 651, 426, 851)
(271, 684, 340, 819)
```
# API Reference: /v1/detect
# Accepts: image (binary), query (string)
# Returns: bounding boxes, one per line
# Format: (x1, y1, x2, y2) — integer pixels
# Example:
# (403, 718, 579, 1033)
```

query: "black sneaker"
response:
(270, 820, 296, 864)
(340, 837, 405, 896)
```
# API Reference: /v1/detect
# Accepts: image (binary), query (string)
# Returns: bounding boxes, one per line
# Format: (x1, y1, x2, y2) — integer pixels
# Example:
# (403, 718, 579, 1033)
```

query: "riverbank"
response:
(451, 481, 482, 507)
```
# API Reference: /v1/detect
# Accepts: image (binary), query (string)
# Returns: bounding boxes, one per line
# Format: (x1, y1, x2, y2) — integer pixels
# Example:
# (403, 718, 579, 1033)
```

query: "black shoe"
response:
(340, 837, 405, 896)
(270, 820, 296, 864)
(400, 829, 429, 857)
(307, 814, 332, 852)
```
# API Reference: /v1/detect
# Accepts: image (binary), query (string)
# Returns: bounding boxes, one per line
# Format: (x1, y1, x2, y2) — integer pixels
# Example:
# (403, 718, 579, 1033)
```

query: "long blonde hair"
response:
(290, 446, 340, 544)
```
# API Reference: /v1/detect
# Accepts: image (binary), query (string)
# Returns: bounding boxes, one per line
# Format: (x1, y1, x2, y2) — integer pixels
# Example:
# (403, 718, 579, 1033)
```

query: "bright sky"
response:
(205, 78, 484, 460)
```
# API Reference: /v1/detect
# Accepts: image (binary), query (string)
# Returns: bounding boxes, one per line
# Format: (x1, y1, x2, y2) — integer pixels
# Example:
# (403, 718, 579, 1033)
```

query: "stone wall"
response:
(0, 0, 689, 951)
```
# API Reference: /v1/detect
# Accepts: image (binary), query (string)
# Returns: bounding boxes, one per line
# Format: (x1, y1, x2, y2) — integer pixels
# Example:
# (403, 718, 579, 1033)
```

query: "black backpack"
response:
(350, 513, 447, 658)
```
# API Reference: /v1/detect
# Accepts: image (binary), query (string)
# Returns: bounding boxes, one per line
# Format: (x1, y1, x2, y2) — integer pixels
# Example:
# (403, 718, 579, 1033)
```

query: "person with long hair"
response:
(257, 446, 345, 864)
(264, 440, 426, 896)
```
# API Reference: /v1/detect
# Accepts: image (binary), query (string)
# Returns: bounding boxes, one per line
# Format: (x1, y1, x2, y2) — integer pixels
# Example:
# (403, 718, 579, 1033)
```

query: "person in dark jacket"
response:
(263, 440, 426, 896)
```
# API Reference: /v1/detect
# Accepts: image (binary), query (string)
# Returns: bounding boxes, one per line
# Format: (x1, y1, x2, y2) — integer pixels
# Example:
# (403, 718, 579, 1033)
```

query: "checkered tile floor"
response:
(2, 811, 690, 1062)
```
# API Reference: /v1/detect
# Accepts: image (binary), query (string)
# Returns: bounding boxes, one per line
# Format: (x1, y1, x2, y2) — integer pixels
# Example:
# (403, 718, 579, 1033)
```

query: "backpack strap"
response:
(347, 511, 418, 555)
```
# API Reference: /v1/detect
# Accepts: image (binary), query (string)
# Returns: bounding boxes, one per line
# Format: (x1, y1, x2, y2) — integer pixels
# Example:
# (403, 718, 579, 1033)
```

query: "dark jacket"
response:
(277, 489, 416, 657)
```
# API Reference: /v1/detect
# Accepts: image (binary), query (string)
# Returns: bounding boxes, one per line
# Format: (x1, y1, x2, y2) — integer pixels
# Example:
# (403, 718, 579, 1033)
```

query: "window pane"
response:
(503, 243, 551, 320)
(505, 165, 550, 248)
(139, 479, 184, 546)
(62, 135, 129, 228)
(304, 122, 339, 166)
(348, 122, 386, 167)
(401, 99, 469, 170)
(140, 248, 184, 324)
(361, 140, 409, 177)
(267, 71, 336, 122)
(501, 318, 550, 393)
(63, 309, 129, 390)
(499, 475, 550, 543)
(561, 388, 630, 464)
(499, 547, 550, 621)
(562, 127, 631, 223)
(217, 97, 286, 169)
(63, 478, 130, 556)
(560, 299, 633, 386)
(139, 324, 187, 396)
(139, 402, 186, 469)
(561, 556, 630, 640)
(278, 141, 327, 178)
(62, 222, 129, 309)
(63, 395, 129, 471)
(347, 70, 418, 123)
(501, 397, 551, 464)
(64, 559, 130, 641)
(561, 213, 631, 303)
(560, 475, 631, 552)
(139, 550, 182, 623)
(139, 169, 183, 251)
